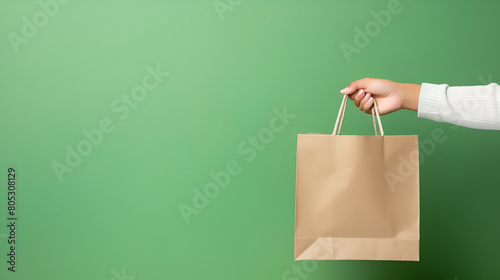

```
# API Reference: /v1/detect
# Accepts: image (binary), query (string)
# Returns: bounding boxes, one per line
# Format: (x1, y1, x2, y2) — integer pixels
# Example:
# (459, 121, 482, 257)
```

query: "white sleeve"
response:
(417, 82, 500, 130)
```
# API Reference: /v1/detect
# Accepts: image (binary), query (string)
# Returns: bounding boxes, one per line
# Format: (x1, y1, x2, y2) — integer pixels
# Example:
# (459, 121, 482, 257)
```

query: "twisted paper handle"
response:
(332, 94, 384, 136)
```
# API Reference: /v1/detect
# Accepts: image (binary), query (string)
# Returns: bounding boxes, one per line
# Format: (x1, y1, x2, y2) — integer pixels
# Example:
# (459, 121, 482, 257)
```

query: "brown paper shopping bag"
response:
(295, 95, 419, 261)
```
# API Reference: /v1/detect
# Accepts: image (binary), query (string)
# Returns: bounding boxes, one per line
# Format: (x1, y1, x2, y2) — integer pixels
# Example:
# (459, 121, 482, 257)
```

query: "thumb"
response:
(340, 77, 376, 95)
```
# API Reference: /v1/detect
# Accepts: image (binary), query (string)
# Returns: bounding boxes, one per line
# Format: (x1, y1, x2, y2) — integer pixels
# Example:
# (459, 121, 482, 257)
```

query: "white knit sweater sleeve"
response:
(417, 82, 500, 130)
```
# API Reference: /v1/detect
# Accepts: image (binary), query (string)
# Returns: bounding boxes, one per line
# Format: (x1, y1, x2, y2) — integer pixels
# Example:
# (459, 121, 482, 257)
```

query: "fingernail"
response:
(340, 87, 349, 94)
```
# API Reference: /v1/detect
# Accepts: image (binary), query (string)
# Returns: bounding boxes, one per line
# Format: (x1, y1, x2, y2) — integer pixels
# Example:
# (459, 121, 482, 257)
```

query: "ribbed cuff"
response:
(417, 83, 450, 123)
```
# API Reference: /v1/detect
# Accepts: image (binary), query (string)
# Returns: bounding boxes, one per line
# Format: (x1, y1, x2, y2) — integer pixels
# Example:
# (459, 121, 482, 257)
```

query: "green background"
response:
(1, 0, 500, 279)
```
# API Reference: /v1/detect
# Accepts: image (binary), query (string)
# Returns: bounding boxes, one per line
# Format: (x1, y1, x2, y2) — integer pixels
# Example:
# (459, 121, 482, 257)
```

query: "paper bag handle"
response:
(332, 94, 384, 136)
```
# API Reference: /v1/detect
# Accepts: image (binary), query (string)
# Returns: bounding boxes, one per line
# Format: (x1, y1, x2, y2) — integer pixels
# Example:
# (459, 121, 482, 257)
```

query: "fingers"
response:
(347, 88, 376, 114)
(341, 78, 379, 114)
(361, 96, 375, 114)
(359, 92, 371, 112)
(340, 77, 375, 95)
(353, 89, 365, 106)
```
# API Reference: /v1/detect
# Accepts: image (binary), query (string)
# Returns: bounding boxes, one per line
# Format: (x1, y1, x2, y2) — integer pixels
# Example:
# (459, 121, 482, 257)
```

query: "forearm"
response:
(417, 83, 500, 130)
(401, 83, 421, 112)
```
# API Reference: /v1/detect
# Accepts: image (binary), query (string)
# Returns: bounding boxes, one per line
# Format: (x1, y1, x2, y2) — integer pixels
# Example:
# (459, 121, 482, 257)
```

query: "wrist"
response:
(401, 83, 421, 112)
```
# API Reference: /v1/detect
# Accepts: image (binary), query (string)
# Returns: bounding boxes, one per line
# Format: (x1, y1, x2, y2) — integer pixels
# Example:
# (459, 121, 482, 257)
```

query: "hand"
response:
(340, 78, 421, 115)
